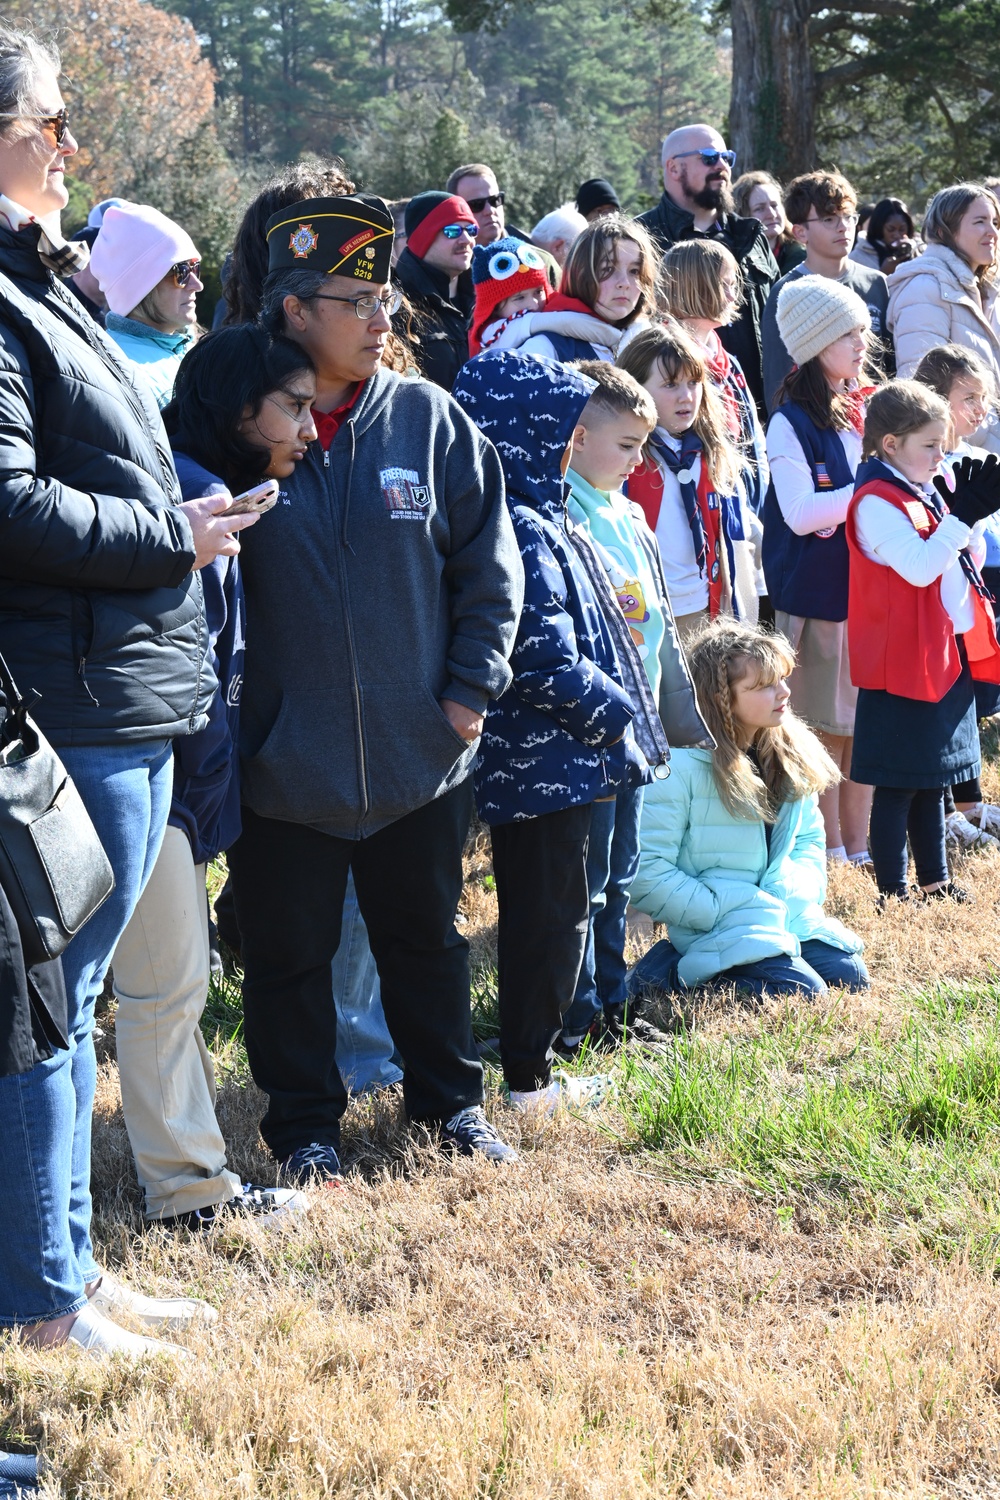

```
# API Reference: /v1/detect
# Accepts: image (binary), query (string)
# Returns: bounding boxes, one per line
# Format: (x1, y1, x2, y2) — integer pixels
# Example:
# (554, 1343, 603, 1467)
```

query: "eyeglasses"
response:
(0, 106, 70, 144)
(804, 213, 859, 227)
(170, 259, 201, 288)
(441, 223, 478, 240)
(309, 287, 404, 319)
(671, 149, 736, 169)
(464, 192, 505, 212)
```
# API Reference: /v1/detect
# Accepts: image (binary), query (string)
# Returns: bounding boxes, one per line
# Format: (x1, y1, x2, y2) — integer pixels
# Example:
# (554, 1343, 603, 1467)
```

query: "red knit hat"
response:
(404, 192, 478, 259)
(469, 238, 549, 354)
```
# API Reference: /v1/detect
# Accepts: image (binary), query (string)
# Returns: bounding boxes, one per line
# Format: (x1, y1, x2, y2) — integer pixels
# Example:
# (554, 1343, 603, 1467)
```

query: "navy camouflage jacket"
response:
(453, 351, 647, 824)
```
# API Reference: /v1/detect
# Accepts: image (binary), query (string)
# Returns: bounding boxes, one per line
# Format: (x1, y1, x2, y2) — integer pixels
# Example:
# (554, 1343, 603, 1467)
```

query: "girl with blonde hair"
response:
(618, 322, 761, 641)
(490, 214, 660, 365)
(660, 238, 769, 514)
(628, 619, 868, 999)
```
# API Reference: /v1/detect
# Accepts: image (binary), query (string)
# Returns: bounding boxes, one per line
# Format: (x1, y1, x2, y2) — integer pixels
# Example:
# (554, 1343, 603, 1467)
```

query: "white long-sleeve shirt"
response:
(765, 410, 862, 536)
(853, 463, 987, 634)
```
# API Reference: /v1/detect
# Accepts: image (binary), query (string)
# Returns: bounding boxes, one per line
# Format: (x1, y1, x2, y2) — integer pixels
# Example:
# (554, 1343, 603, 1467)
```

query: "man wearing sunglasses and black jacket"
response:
(394, 191, 478, 392)
(638, 123, 779, 416)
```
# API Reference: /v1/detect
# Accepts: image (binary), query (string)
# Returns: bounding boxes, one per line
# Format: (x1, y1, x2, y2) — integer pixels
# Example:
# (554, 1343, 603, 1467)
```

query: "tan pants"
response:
(112, 825, 242, 1219)
(673, 608, 709, 649)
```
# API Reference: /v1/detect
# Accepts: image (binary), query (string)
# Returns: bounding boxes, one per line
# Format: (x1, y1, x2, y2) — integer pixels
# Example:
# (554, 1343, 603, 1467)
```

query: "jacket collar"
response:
(396, 247, 472, 312)
(0, 216, 49, 283)
(104, 311, 193, 353)
(651, 190, 766, 258)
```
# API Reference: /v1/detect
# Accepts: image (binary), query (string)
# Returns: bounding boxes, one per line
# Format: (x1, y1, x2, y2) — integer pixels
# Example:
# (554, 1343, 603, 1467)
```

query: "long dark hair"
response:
(163, 326, 314, 492)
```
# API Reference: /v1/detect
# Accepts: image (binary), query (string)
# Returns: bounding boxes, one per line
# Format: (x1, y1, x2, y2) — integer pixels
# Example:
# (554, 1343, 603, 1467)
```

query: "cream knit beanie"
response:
(775, 276, 870, 367)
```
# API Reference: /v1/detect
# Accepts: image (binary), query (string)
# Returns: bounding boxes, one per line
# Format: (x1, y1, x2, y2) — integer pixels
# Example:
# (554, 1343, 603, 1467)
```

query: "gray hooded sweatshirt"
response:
(237, 365, 523, 839)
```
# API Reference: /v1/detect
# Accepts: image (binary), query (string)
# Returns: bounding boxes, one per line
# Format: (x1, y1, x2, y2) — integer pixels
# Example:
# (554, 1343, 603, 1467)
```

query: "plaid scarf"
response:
(0, 193, 90, 278)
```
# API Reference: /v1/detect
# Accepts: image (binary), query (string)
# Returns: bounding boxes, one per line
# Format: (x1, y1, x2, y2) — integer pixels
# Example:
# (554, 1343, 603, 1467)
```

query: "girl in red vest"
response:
(847, 380, 1000, 899)
(617, 324, 757, 645)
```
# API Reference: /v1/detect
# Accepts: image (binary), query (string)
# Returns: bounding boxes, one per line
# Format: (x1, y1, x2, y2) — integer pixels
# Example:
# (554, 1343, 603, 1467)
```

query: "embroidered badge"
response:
(289, 224, 319, 259)
(380, 467, 431, 519)
(815, 462, 834, 489)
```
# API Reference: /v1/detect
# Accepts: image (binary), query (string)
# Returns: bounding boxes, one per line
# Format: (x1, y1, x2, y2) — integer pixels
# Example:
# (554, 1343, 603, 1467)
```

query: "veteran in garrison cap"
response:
(226, 185, 525, 1181)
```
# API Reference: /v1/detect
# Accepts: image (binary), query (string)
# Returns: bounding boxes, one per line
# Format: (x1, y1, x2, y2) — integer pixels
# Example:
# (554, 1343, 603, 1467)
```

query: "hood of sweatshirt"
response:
(452, 349, 596, 522)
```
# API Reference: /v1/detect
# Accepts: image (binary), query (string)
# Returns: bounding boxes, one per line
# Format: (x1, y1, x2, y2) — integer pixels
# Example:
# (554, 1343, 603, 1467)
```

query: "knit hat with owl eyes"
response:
(469, 236, 550, 355)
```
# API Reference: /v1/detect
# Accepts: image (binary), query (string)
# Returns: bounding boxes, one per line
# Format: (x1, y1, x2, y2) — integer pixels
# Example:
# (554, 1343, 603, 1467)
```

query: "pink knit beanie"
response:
(91, 203, 198, 316)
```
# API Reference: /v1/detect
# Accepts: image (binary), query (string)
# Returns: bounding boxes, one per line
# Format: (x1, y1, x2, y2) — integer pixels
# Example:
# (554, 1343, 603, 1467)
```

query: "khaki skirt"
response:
(775, 613, 857, 737)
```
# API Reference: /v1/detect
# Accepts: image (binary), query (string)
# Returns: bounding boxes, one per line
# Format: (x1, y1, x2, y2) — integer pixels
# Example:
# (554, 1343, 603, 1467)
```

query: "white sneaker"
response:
(963, 802, 1000, 841)
(89, 1271, 217, 1330)
(67, 1303, 190, 1360)
(508, 1072, 616, 1118)
(945, 810, 996, 851)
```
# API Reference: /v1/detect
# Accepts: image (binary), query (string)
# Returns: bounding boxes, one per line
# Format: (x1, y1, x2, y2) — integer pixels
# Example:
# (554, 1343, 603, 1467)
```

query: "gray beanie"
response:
(776, 276, 870, 367)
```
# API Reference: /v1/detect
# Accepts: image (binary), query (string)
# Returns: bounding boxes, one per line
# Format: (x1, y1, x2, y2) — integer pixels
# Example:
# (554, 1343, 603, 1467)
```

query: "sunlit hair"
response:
(685, 619, 840, 821)
(574, 359, 657, 430)
(774, 330, 875, 433)
(660, 239, 744, 327)
(560, 215, 661, 328)
(862, 378, 950, 460)
(617, 322, 743, 495)
(782, 170, 856, 227)
(922, 183, 1000, 289)
(732, 170, 795, 251)
(0, 22, 59, 128)
(913, 342, 994, 402)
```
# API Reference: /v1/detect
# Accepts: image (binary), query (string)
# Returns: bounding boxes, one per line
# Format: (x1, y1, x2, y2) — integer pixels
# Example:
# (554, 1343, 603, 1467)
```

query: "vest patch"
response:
(380, 467, 430, 519)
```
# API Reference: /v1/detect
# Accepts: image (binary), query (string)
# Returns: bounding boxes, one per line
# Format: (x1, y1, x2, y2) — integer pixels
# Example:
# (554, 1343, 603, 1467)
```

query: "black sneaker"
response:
(593, 1004, 671, 1052)
(156, 1184, 309, 1232)
(277, 1142, 344, 1187)
(922, 882, 970, 903)
(440, 1106, 519, 1163)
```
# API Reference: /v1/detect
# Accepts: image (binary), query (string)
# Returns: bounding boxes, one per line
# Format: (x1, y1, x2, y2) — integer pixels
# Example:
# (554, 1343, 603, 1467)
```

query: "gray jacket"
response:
(237, 366, 523, 838)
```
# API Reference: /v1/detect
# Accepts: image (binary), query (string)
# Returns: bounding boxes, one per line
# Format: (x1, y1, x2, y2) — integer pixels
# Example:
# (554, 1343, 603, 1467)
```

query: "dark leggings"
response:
(868, 786, 948, 896)
(945, 776, 982, 814)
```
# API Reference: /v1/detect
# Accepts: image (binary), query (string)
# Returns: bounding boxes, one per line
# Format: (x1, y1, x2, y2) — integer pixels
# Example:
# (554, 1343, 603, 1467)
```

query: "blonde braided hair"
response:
(686, 619, 840, 820)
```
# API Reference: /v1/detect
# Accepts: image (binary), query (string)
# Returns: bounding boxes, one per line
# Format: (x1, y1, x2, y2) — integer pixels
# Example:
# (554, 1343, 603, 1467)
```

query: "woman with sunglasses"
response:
(0, 21, 256, 1356)
(91, 200, 203, 407)
(393, 190, 479, 391)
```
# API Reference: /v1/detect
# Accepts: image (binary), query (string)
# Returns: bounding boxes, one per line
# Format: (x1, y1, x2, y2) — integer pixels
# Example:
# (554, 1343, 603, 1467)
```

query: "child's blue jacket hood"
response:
(452, 350, 596, 521)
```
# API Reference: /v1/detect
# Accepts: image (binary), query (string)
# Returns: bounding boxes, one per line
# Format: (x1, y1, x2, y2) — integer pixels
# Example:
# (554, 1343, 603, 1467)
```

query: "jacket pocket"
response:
(359, 683, 475, 825)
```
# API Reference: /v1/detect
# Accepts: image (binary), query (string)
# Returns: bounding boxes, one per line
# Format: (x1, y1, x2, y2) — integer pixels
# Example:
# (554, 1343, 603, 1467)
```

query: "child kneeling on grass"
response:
(453, 351, 695, 1113)
(628, 620, 869, 1000)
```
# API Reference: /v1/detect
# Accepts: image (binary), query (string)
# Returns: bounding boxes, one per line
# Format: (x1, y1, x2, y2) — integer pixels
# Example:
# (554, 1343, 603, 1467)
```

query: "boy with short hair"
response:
(452, 351, 684, 1113)
(761, 170, 893, 412)
(559, 360, 706, 1053)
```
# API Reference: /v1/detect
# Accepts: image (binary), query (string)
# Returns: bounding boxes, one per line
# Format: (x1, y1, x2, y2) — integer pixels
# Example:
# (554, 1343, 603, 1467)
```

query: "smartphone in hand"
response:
(223, 479, 280, 516)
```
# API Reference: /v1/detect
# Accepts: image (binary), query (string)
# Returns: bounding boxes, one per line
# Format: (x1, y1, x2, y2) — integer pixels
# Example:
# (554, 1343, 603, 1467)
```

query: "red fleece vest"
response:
(846, 478, 1000, 702)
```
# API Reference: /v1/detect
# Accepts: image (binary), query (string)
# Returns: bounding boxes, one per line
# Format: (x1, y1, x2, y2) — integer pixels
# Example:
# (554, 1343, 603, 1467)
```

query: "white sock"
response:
(826, 845, 848, 862)
(847, 850, 872, 864)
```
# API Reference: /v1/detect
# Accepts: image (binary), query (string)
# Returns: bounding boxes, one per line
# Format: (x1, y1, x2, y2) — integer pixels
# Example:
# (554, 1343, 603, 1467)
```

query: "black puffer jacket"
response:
(638, 192, 779, 416)
(394, 248, 474, 392)
(0, 221, 212, 747)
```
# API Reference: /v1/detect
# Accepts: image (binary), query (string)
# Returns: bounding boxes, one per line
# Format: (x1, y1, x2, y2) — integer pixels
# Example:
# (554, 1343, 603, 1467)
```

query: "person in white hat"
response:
(761, 275, 876, 870)
(91, 201, 202, 407)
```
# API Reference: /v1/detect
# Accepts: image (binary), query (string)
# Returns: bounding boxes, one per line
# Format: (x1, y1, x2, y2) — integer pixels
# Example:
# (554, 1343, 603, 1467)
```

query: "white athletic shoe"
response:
(945, 810, 997, 851)
(963, 802, 1000, 842)
(67, 1303, 190, 1359)
(508, 1072, 616, 1118)
(89, 1271, 217, 1330)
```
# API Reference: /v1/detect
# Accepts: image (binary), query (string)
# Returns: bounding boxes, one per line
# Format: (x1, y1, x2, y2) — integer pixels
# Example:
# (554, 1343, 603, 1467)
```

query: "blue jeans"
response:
(627, 937, 870, 1000)
(561, 788, 643, 1039)
(333, 873, 402, 1093)
(0, 740, 171, 1326)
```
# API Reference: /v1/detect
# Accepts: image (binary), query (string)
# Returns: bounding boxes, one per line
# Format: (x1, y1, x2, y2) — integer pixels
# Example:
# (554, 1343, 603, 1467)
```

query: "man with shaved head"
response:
(638, 123, 778, 413)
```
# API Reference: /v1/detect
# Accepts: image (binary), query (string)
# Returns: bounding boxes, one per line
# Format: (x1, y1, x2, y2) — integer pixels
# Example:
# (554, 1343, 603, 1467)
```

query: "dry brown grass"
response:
(6, 774, 1000, 1497)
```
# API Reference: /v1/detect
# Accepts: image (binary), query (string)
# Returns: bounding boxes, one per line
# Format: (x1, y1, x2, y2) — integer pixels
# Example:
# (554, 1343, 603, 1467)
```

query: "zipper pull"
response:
(323, 447, 330, 469)
(78, 657, 99, 707)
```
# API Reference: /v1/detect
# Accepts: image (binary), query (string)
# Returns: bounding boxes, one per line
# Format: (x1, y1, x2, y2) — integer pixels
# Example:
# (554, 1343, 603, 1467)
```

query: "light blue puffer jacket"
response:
(103, 313, 194, 409)
(631, 748, 862, 986)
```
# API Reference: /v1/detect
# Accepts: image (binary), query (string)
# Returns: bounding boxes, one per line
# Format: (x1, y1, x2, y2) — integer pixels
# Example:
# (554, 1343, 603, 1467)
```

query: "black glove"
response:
(933, 453, 1000, 527)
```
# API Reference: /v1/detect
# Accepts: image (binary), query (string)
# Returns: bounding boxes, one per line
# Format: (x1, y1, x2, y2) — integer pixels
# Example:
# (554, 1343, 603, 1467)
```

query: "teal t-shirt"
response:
(566, 468, 666, 699)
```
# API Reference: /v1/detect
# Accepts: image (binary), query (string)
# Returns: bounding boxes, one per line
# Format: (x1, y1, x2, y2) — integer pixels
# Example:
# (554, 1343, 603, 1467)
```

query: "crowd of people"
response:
(3, 17, 1000, 1368)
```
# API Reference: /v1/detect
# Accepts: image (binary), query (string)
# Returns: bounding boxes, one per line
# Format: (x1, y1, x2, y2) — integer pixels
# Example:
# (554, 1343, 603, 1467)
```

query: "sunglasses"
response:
(441, 223, 479, 240)
(672, 148, 737, 169)
(464, 192, 505, 212)
(170, 259, 201, 288)
(0, 106, 70, 144)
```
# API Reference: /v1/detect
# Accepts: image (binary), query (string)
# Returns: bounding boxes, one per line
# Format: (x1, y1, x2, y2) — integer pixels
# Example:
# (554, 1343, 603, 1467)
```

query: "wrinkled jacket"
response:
(631, 748, 862, 987)
(637, 193, 778, 414)
(888, 244, 1000, 455)
(238, 365, 522, 839)
(0, 220, 212, 748)
(454, 351, 655, 824)
(395, 248, 474, 392)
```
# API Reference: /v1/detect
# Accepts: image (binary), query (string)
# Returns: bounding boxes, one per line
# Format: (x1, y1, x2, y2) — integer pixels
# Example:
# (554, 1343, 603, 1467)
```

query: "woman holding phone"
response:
(109, 325, 319, 1231)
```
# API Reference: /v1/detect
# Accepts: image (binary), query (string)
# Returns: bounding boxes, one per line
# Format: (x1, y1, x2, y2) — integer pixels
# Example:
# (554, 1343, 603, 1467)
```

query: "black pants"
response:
(869, 786, 948, 896)
(227, 780, 481, 1156)
(490, 802, 592, 1092)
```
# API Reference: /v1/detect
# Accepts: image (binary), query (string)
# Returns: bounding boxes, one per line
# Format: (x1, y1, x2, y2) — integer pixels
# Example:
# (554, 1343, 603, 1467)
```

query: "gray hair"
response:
(259, 267, 330, 332)
(531, 203, 587, 249)
(0, 22, 59, 126)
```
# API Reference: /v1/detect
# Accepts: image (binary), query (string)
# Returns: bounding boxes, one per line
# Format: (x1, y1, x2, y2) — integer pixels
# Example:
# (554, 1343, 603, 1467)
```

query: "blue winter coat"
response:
(453, 351, 647, 824)
(631, 748, 862, 986)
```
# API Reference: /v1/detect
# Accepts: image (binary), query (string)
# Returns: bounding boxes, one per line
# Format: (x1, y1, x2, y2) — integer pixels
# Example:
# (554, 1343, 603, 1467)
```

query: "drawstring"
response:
(341, 420, 357, 554)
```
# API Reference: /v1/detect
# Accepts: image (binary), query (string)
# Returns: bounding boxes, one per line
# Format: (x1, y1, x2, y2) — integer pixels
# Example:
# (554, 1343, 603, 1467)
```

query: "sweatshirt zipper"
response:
(325, 421, 369, 834)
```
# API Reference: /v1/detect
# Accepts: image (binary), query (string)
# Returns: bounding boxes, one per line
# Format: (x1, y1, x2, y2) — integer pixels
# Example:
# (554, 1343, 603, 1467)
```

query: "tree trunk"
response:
(728, 0, 816, 177)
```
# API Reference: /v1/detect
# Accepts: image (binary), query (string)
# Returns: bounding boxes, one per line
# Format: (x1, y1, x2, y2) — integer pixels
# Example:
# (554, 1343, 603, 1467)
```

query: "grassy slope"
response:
(5, 761, 1000, 1496)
